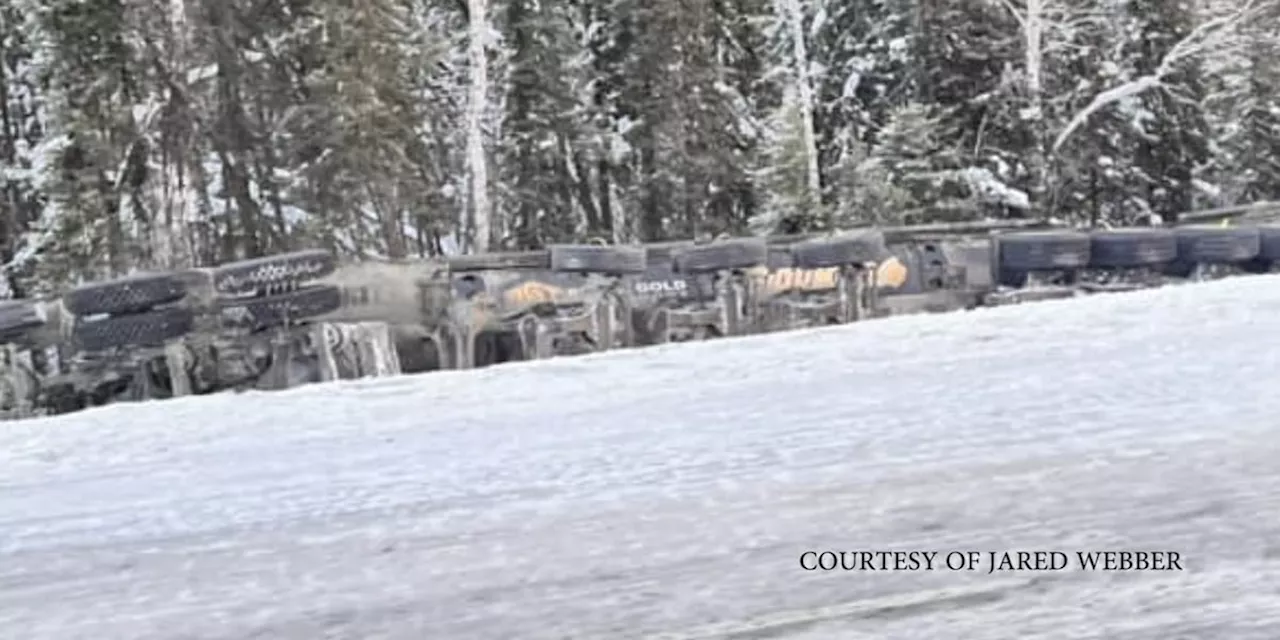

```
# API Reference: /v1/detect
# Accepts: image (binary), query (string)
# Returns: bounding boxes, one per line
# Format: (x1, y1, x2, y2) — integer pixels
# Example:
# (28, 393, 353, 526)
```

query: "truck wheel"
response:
(1173, 225, 1260, 263)
(73, 306, 195, 352)
(1256, 225, 1280, 261)
(1239, 225, 1280, 273)
(765, 247, 795, 269)
(548, 245, 647, 274)
(218, 284, 343, 330)
(212, 249, 336, 295)
(997, 231, 1091, 271)
(41, 382, 86, 415)
(0, 300, 46, 339)
(63, 272, 187, 316)
(1087, 228, 1177, 268)
(791, 231, 887, 268)
(674, 238, 768, 274)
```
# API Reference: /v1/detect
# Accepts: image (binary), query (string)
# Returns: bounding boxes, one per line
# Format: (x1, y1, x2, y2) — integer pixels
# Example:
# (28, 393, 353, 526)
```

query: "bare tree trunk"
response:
(371, 182, 407, 258)
(158, 0, 199, 269)
(781, 0, 822, 223)
(209, 0, 264, 259)
(0, 29, 18, 270)
(98, 170, 127, 276)
(1023, 0, 1049, 213)
(465, 0, 491, 253)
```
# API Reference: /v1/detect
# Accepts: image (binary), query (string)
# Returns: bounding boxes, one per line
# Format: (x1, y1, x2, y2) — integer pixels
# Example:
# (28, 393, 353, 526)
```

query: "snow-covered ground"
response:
(3, 275, 1280, 639)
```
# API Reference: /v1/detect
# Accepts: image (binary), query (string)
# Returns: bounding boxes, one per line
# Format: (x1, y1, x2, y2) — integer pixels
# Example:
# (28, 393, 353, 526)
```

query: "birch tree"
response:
(778, 0, 820, 219)
(754, 0, 823, 233)
(994, 0, 1103, 208)
(464, 0, 492, 253)
(158, 0, 194, 267)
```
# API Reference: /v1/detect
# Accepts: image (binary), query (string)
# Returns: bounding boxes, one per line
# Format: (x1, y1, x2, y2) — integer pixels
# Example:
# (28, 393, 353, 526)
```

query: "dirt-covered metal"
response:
(629, 239, 768, 343)
(211, 249, 337, 296)
(435, 247, 643, 367)
(7, 206, 1280, 421)
(750, 234, 885, 331)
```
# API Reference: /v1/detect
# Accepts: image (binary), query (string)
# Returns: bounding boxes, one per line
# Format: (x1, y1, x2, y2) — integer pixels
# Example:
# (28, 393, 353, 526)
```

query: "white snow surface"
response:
(4, 275, 1280, 638)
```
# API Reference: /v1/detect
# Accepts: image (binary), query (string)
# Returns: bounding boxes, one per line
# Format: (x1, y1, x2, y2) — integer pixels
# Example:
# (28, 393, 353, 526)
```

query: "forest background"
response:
(0, 0, 1275, 295)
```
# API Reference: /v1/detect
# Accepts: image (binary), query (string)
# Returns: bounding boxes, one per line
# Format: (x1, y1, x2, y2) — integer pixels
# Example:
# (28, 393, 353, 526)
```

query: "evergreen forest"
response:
(0, 0, 1275, 294)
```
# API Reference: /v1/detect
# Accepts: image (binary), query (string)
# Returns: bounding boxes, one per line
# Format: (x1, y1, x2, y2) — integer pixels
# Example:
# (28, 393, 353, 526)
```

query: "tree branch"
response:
(1051, 0, 1259, 152)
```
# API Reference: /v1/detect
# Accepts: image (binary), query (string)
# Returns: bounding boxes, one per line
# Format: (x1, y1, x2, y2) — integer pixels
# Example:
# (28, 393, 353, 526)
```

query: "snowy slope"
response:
(3, 276, 1280, 639)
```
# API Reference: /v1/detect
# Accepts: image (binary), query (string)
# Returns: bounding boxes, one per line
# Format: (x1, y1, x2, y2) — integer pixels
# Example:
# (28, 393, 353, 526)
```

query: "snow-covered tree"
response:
(1052, 0, 1260, 154)
(464, 0, 492, 252)
(0, 2, 44, 296)
(0, 0, 1273, 292)
(775, 0, 820, 222)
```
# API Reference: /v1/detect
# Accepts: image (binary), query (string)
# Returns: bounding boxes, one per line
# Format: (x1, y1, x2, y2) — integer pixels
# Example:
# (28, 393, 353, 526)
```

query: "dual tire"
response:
(996, 225, 1277, 277)
(65, 249, 342, 352)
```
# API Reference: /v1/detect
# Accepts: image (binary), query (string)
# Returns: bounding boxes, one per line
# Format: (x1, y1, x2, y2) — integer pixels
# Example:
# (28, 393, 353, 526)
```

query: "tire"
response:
(212, 249, 336, 295)
(997, 231, 1091, 271)
(218, 285, 343, 330)
(73, 306, 195, 352)
(1253, 225, 1280, 261)
(1174, 225, 1260, 263)
(41, 382, 86, 416)
(644, 245, 683, 270)
(1088, 228, 1177, 268)
(791, 231, 887, 268)
(0, 300, 46, 337)
(673, 238, 768, 273)
(63, 272, 187, 316)
(548, 245, 647, 274)
(766, 247, 795, 269)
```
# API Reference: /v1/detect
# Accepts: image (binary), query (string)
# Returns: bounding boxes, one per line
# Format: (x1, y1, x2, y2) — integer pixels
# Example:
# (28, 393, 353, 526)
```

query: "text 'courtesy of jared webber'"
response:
(799, 550, 1184, 574)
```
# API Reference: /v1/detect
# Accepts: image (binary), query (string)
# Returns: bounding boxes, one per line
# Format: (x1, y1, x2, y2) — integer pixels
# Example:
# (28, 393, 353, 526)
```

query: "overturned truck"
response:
(4, 212, 1280, 419)
(0, 249, 379, 417)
